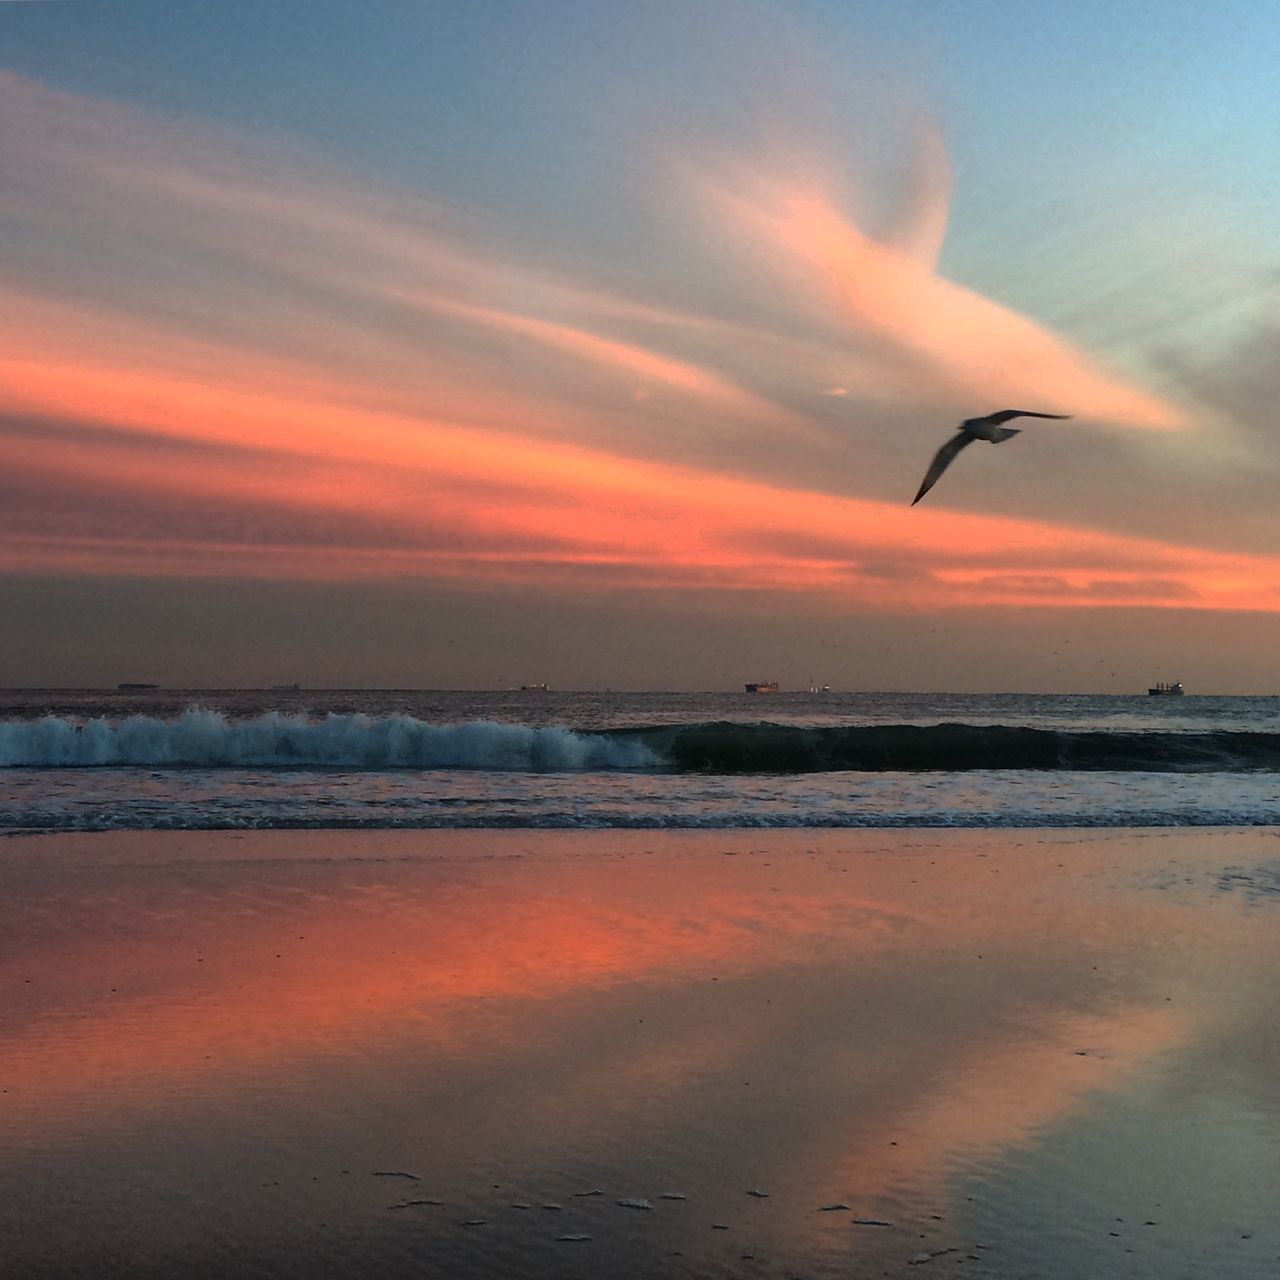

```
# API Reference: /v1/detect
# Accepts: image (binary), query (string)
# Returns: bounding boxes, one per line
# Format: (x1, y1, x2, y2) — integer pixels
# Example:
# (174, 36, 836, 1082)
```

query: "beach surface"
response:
(2, 826, 1279, 1278)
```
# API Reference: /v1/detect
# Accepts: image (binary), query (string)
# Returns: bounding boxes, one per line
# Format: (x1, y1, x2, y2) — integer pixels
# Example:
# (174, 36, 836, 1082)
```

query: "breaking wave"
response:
(4, 713, 1280, 774)
(0, 710, 659, 771)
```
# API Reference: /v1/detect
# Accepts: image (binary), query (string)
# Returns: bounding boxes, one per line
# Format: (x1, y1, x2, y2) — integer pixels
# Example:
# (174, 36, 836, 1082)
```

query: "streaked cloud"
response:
(690, 136, 1184, 428)
(8, 67, 1279, 625)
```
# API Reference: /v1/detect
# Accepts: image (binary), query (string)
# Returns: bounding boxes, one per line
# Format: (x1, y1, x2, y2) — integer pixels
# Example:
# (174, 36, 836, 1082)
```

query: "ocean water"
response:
(2, 688, 1280, 831)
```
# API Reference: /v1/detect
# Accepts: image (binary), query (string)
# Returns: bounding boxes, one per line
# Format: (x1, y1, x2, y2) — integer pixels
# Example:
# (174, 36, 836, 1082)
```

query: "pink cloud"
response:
(689, 123, 1185, 428)
(9, 71, 1274, 617)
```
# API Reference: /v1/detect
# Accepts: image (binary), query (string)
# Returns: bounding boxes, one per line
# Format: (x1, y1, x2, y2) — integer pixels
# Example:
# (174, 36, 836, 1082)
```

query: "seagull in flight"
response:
(911, 409, 1073, 506)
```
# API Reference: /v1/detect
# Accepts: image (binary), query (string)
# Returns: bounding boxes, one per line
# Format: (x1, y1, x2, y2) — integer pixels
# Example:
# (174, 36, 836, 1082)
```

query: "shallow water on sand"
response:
(2, 828, 1280, 1278)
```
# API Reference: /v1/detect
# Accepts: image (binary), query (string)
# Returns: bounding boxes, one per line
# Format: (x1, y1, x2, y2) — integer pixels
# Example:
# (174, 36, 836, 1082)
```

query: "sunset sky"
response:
(5, 0, 1280, 691)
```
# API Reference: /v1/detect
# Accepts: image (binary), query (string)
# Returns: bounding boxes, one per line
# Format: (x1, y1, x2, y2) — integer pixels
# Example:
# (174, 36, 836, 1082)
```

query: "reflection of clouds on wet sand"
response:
(0, 836, 924, 1135)
(3, 829, 1280, 1277)
(826, 1006, 1184, 1197)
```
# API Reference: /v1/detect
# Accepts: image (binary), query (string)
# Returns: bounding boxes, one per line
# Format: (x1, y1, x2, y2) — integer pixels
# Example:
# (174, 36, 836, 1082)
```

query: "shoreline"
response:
(2, 820, 1277, 854)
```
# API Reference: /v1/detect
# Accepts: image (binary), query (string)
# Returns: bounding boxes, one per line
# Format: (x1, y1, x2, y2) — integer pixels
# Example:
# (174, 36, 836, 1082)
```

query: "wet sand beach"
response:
(2, 827, 1279, 1278)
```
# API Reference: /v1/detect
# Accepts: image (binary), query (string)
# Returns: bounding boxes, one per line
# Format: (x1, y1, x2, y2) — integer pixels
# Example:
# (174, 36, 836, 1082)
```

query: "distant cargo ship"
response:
(1147, 681, 1184, 696)
(520, 682, 550, 692)
(744, 681, 779, 693)
(116, 682, 158, 691)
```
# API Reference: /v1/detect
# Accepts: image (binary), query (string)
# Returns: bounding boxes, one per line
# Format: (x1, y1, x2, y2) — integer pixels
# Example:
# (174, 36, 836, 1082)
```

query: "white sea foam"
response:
(0, 710, 661, 771)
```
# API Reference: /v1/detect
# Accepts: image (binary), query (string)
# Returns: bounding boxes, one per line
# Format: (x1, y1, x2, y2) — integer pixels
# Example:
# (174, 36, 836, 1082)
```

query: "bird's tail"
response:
(991, 426, 1021, 443)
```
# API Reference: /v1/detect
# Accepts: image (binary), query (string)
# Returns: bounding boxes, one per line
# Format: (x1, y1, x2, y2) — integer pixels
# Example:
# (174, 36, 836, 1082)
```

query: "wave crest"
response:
(0, 710, 660, 771)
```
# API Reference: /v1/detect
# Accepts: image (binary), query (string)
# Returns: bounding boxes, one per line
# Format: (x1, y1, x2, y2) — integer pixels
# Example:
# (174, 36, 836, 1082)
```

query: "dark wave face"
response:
(635, 721, 1280, 774)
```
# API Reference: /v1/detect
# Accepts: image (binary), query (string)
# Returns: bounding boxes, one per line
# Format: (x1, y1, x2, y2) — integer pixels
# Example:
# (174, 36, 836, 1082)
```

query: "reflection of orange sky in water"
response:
(0, 847, 917, 1131)
(827, 1005, 1185, 1204)
(0, 828, 1243, 1193)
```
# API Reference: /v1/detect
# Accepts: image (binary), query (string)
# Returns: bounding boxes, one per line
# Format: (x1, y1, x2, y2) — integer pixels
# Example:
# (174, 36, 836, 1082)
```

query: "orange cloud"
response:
(6, 321, 1280, 610)
(9, 71, 1275, 617)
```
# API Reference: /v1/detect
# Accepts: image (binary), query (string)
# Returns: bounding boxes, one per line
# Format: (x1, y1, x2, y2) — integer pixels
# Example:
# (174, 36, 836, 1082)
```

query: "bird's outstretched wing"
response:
(985, 410, 1073, 426)
(912, 432, 973, 505)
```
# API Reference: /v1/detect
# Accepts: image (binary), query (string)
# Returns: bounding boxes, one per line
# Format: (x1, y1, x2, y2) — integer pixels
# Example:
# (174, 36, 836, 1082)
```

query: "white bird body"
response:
(911, 409, 1072, 505)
